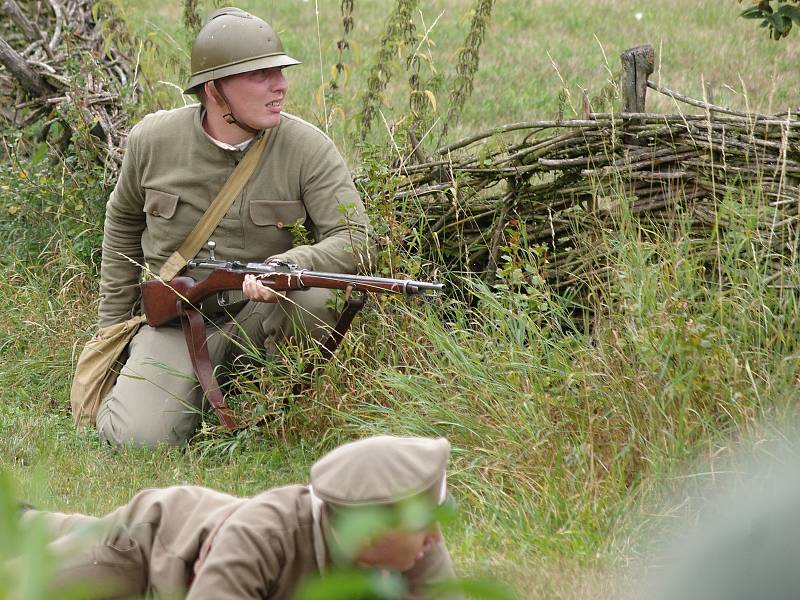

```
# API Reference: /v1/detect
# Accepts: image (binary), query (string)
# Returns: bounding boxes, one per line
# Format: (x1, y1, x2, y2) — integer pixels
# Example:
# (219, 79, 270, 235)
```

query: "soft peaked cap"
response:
(310, 435, 450, 507)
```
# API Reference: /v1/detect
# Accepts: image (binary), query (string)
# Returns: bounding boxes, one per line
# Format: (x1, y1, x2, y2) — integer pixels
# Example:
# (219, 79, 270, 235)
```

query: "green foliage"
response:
(739, 1, 800, 39)
(442, 0, 495, 139)
(296, 497, 513, 600)
(0, 130, 107, 268)
(0, 472, 69, 599)
(328, 0, 356, 101)
(288, 221, 313, 247)
(183, 0, 203, 35)
(92, 0, 195, 113)
(356, 0, 495, 151)
(358, 0, 420, 141)
(3, 2, 800, 598)
(492, 221, 554, 317)
(297, 569, 406, 600)
(297, 570, 516, 600)
(2, 170, 799, 597)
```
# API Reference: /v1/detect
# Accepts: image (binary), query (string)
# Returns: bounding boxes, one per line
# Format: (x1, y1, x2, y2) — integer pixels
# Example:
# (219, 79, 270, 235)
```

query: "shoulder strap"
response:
(159, 128, 273, 280)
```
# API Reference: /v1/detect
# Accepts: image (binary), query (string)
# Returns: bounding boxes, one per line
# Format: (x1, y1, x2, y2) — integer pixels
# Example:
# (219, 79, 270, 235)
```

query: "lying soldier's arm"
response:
(187, 517, 280, 600)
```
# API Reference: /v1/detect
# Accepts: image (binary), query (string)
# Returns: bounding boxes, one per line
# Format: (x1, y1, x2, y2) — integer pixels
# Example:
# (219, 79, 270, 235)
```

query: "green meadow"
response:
(1, 1, 799, 597)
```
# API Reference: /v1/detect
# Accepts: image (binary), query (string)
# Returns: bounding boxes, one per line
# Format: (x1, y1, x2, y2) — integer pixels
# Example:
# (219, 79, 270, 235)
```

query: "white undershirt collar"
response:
(207, 134, 253, 152)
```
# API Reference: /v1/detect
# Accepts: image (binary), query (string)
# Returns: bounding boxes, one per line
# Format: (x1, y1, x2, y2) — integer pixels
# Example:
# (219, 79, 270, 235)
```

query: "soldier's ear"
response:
(422, 527, 441, 547)
(204, 81, 224, 108)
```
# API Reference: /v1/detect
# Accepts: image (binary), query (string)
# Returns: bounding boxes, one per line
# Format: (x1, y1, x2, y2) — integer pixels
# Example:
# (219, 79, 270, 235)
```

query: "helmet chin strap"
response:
(209, 80, 261, 136)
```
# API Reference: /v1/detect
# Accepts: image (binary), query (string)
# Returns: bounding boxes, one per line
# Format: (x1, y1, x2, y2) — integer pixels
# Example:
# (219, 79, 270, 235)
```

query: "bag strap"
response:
(158, 129, 272, 280)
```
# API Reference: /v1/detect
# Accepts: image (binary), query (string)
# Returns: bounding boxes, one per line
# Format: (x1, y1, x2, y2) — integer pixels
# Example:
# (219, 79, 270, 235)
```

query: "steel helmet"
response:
(184, 7, 301, 95)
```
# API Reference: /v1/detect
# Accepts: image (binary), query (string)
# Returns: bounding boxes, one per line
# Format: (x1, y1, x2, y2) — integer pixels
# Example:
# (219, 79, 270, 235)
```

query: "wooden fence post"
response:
(620, 44, 654, 144)
(620, 44, 654, 113)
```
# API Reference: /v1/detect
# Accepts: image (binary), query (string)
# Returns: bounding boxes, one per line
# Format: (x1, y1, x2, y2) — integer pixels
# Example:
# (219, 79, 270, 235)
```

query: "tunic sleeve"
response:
(98, 124, 147, 327)
(186, 518, 281, 600)
(266, 137, 375, 274)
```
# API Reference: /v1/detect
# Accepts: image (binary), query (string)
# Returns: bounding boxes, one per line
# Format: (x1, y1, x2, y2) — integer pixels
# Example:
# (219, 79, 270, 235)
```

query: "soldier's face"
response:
(219, 67, 288, 130)
(354, 527, 441, 572)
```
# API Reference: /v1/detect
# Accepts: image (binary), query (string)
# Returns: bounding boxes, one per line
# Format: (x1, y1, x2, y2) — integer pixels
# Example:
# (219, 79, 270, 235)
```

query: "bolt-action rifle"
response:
(139, 247, 443, 431)
(141, 257, 443, 327)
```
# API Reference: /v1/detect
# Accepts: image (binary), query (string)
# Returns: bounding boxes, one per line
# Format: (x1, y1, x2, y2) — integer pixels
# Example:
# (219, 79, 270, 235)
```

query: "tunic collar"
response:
(194, 106, 270, 153)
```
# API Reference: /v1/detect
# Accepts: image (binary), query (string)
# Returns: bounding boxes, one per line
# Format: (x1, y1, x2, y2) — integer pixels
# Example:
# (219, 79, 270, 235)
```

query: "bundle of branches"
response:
(0, 0, 137, 168)
(388, 83, 800, 293)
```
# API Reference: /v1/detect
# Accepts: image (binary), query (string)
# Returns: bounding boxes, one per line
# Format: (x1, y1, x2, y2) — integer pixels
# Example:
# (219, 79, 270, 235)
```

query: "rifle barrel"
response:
(296, 270, 443, 295)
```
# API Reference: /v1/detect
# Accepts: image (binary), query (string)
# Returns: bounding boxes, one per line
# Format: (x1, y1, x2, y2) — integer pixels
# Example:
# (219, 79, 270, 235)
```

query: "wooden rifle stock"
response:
(141, 272, 249, 327)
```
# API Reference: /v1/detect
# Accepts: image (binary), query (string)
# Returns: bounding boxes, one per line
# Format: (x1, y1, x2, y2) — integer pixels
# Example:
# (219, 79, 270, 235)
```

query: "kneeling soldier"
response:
(21, 436, 461, 599)
(88, 5, 374, 446)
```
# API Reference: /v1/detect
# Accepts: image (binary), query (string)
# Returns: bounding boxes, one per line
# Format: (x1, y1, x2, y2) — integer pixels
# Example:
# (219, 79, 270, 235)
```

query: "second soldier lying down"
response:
(21, 436, 461, 599)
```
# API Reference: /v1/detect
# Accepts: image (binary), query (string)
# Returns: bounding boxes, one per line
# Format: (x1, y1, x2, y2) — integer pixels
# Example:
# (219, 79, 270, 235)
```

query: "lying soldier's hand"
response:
(242, 274, 286, 303)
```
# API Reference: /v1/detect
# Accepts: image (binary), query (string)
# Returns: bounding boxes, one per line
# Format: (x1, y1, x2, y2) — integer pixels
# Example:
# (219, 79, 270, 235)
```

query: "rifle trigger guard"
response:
(217, 290, 231, 307)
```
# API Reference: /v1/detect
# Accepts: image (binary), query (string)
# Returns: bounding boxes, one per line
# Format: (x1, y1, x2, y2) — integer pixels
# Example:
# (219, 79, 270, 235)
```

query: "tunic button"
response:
(151, 209, 160, 216)
(276, 221, 284, 229)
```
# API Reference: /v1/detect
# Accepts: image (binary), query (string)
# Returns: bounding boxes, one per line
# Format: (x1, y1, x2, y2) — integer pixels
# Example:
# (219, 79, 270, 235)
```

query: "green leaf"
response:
(30, 143, 48, 166)
(768, 12, 788, 32)
(740, 7, 767, 19)
(777, 3, 800, 22)
(296, 569, 403, 600)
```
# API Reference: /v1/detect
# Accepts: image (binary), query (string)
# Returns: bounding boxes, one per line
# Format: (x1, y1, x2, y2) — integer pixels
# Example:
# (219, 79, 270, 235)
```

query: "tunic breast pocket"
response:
(249, 199, 307, 230)
(143, 189, 179, 220)
(142, 189, 181, 258)
(245, 199, 309, 260)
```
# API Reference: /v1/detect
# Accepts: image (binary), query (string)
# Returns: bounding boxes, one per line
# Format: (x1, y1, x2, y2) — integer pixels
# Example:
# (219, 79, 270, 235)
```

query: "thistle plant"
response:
(358, 0, 420, 141)
(329, 0, 355, 99)
(406, 9, 443, 154)
(182, 0, 202, 35)
(440, 0, 495, 141)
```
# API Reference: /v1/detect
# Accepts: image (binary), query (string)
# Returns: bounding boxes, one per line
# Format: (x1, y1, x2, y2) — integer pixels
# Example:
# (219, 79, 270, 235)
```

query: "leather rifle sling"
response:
(161, 128, 272, 430)
(178, 303, 239, 430)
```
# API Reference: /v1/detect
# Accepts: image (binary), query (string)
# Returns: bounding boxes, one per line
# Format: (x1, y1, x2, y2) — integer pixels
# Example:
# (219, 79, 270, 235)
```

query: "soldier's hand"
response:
(242, 274, 285, 303)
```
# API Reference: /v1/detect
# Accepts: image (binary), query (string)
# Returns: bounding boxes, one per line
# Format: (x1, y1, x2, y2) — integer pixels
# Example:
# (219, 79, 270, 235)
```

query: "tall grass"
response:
(189, 186, 797, 595)
(2, 152, 798, 599)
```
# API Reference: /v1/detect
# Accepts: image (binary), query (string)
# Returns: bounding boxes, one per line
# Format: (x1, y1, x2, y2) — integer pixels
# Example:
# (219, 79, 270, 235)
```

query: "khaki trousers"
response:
(21, 509, 147, 599)
(96, 288, 336, 447)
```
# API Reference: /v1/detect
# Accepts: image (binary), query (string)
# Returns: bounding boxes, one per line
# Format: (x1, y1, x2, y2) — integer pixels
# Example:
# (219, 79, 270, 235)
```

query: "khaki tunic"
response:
(100, 105, 371, 327)
(30, 485, 458, 599)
